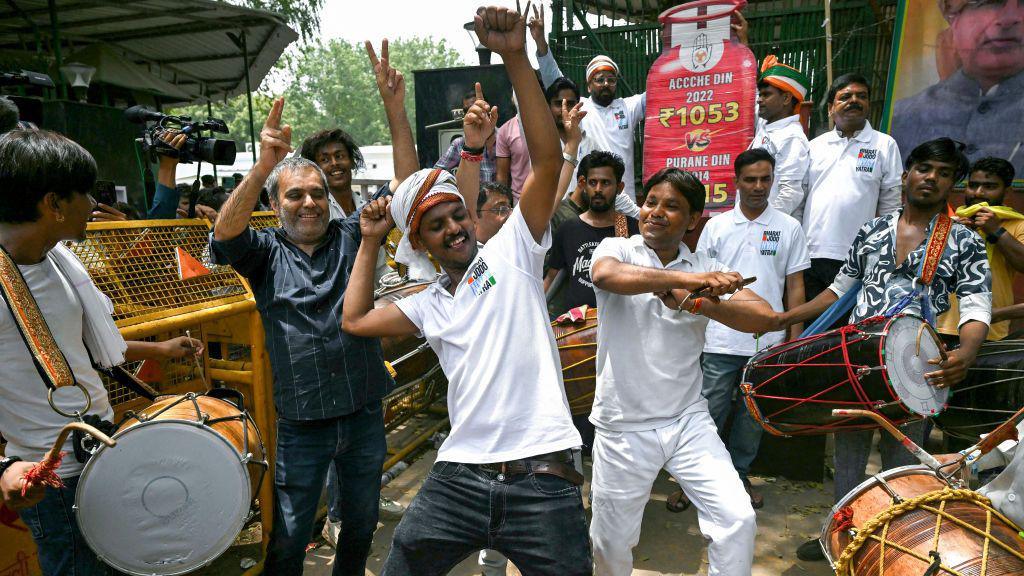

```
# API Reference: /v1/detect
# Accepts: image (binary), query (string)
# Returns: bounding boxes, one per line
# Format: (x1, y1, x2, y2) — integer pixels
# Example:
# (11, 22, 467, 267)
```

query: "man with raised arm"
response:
(208, 59, 415, 572)
(342, 7, 590, 575)
(587, 167, 780, 575)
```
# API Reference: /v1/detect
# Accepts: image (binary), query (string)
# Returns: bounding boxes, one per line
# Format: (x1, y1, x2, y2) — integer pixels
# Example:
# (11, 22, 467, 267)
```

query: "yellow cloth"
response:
(938, 205, 1024, 340)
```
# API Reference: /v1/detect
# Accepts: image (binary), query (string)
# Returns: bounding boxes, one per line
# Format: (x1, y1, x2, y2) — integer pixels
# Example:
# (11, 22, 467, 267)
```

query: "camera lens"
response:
(199, 138, 237, 165)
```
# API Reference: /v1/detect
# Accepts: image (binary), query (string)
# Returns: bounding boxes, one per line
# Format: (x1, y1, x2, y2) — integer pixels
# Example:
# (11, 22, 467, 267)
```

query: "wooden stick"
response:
(47, 421, 116, 462)
(832, 409, 943, 470)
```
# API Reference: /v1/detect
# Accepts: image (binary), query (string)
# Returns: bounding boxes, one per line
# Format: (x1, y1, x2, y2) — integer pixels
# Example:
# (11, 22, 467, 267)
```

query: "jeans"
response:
(383, 460, 592, 576)
(17, 475, 112, 576)
(264, 404, 387, 576)
(326, 462, 342, 522)
(701, 352, 762, 478)
(833, 420, 928, 501)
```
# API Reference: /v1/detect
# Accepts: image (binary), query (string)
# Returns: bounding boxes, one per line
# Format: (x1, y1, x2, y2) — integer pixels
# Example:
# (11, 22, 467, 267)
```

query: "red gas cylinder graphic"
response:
(643, 0, 757, 214)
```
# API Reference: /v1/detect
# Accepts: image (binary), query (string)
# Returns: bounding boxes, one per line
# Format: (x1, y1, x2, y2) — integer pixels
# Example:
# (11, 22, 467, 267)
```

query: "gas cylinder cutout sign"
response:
(643, 0, 757, 214)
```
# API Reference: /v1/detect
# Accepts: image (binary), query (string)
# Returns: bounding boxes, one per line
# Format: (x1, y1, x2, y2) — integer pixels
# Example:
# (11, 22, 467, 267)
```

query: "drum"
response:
(934, 339, 1024, 442)
(551, 307, 598, 416)
(375, 281, 445, 429)
(75, 389, 267, 576)
(822, 465, 1024, 575)
(742, 314, 949, 436)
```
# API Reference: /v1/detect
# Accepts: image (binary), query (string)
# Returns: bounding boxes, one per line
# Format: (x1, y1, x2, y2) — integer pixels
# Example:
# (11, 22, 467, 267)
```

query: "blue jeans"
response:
(326, 462, 342, 522)
(17, 475, 112, 576)
(264, 404, 387, 576)
(701, 352, 763, 478)
(833, 420, 927, 501)
(383, 460, 592, 576)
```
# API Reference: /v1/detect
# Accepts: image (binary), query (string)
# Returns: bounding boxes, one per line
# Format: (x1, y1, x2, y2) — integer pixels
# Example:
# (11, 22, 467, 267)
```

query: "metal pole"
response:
(240, 30, 257, 164)
(207, 98, 218, 181)
(824, 0, 834, 129)
(47, 0, 66, 100)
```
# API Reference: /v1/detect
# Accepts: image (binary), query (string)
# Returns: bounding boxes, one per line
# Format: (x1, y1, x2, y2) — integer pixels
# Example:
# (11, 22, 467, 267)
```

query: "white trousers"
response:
(590, 410, 756, 576)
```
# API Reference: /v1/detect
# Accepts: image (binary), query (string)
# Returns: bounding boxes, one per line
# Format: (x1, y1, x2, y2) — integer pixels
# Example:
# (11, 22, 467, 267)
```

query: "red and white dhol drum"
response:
(741, 314, 949, 436)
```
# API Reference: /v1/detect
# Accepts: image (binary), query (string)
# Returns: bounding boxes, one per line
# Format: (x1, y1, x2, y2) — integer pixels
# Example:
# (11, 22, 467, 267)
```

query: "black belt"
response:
(476, 450, 583, 486)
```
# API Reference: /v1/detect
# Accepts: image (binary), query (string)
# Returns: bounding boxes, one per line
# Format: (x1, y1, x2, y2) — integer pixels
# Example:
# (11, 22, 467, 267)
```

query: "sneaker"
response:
(379, 496, 405, 519)
(796, 537, 825, 561)
(321, 518, 341, 549)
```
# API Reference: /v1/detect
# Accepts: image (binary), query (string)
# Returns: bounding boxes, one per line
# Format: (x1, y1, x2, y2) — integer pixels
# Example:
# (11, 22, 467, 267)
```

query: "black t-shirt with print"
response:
(549, 215, 640, 310)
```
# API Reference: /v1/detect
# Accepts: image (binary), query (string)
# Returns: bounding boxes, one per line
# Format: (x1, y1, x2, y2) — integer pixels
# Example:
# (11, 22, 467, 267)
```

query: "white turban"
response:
(390, 168, 463, 280)
(586, 55, 619, 82)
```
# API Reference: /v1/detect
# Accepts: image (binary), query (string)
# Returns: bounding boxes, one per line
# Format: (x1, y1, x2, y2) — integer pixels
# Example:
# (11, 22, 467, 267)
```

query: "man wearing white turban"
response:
(344, 7, 590, 575)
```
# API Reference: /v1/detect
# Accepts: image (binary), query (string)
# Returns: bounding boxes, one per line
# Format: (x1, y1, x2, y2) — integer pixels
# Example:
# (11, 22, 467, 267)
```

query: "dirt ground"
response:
(300, 449, 838, 576)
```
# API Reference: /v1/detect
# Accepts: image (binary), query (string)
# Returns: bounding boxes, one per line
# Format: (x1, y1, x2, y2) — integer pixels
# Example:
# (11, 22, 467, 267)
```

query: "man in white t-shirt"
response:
(537, 45, 644, 204)
(342, 9, 590, 575)
(695, 148, 809, 510)
(751, 56, 811, 216)
(588, 167, 781, 576)
(0, 130, 202, 576)
(802, 73, 903, 305)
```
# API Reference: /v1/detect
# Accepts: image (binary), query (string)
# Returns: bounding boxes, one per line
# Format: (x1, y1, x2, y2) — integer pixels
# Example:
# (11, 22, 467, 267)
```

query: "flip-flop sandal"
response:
(666, 489, 691, 513)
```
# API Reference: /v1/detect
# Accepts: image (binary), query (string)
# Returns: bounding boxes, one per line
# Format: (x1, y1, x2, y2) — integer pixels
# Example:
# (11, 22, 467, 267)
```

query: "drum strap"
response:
(0, 245, 157, 401)
(886, 213, 953, 324)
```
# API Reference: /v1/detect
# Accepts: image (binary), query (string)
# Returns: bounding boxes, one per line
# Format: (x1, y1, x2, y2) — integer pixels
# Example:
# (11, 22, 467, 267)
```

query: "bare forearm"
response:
(125, 340, 167, 361)
(157, 159, 177, 189)
(957, 320, 988, 360)
(213, 164, 270, 241)
(507, 52, 559, 178)
(591, 259, 690, 295)
(386, 103, 418, 184)
(993, 303, 1024, 323)
(456, 155, 482, 221)
(781, 288, 838, 327)
(785, 272, 807, 339)
(995, 234, 1024, 273)
(702, 297, 778, 334)
(341, 240, 383, 334)
(556, 139, 580, 209)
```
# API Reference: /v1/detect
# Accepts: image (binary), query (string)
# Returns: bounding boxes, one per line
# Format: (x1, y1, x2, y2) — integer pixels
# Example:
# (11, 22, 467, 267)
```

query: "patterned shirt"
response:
(434, 136, 497, 184)
(211, 216, 393, 420)
(829, 209, 992, 327)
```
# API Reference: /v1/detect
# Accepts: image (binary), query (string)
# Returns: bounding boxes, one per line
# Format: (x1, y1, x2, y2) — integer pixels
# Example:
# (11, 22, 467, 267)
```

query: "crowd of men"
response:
(0, 3, 1021, 576)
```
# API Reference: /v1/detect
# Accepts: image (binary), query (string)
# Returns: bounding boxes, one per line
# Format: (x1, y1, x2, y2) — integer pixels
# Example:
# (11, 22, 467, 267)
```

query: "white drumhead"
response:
(883, 315, 949, 416)
(76, 421, 251, 575)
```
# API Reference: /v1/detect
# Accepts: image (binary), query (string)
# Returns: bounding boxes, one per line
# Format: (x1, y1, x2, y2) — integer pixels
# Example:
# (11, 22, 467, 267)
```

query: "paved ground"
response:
(302, 448, 837, 576)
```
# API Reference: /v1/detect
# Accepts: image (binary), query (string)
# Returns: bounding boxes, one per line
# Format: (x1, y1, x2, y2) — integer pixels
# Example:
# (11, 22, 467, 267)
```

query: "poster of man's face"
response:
(885, 0, 1024, 179)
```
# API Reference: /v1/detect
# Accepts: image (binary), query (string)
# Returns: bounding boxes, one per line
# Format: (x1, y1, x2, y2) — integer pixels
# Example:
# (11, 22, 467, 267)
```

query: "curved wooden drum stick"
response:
(831, 409, 944, 471)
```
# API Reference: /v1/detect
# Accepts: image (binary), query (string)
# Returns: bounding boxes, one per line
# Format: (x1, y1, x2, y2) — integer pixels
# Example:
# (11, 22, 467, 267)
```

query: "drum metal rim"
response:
(75, 418, 254, 576)
(819, 464, 943, 569)
(879, 315, 949, 417)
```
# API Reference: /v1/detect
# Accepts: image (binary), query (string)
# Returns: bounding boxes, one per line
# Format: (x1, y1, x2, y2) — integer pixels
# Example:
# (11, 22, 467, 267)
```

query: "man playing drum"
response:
(342, 6, 590, 575)
(0, 130, 201, 576)
(587, 167, 781, 575)
(776, 137, 992, 561)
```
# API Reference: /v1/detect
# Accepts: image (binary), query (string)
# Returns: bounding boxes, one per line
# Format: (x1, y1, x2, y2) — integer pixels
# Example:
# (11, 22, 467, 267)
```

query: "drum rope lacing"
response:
(833, 488, 1024, 576)
(742, 321, 906, 435)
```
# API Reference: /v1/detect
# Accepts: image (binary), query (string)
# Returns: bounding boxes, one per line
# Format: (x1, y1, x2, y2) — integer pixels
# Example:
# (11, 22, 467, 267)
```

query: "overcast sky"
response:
(318, 0, 551, 66)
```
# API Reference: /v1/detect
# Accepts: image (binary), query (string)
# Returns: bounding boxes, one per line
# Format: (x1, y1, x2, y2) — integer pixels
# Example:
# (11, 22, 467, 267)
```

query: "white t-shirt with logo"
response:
(590, 236, 728, 431)
(697, 206, 810, 356)
(751, 114, 810, 216)
(802, 121, 903, 261)
(395, 206, 582, 463)
(0, 257, 114, 478)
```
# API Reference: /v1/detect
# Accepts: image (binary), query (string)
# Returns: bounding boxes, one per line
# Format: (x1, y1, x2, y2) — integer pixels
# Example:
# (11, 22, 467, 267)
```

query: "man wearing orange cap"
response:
(751, 56, 812, 217)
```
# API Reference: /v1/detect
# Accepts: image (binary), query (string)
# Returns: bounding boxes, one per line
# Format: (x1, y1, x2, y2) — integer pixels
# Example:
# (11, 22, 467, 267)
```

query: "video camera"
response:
(125, 105, 236, 165)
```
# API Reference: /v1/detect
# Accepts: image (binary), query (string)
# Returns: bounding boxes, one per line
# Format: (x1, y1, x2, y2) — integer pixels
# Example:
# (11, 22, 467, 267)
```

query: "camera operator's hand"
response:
(91, 203, 127, 222)
(366, 39, 406, 110)
(257, 98, 292, 174)
(157, 130, 187, 191)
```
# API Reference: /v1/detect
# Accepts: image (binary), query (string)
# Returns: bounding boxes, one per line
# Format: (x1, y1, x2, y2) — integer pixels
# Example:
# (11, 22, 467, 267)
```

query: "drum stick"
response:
(832, 409, 944, 470)
(691, 276, 756, 298)
(186, 329, 209, 391)
(49, 422, 116, 461)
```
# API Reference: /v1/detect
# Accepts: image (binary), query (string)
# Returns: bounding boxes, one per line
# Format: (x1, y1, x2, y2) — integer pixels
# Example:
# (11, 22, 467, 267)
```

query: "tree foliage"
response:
(229, 0, 326, 42)
(171, 37, 463, 151)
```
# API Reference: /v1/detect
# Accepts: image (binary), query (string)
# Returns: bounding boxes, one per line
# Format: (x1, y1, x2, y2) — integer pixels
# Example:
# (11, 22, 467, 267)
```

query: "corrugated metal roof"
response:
(0, 0, 297, 104)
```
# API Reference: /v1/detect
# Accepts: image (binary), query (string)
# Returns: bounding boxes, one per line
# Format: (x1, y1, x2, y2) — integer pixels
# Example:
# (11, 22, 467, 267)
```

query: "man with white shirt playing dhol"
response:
(342, 7, 590, 575)
(751, 56, 811, 217)
(696, 148, 809, 510)
(588, 167, 781, 576)
(802, 73, 903, 305)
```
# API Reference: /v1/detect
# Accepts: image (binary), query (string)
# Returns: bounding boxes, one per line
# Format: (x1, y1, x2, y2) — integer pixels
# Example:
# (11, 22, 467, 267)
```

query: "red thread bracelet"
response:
(460, 150, 484, 163)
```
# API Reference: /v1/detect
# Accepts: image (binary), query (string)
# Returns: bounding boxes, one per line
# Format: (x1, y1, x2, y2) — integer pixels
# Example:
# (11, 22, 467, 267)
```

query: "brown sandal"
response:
(666, 489, 691, 513)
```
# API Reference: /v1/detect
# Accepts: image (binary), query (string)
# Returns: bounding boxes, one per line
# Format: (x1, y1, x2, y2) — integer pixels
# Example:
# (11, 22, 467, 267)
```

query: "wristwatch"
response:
(561, 151, 578, 167)
(0, 456, 23, 481)
(986, 227, 1007, 244)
